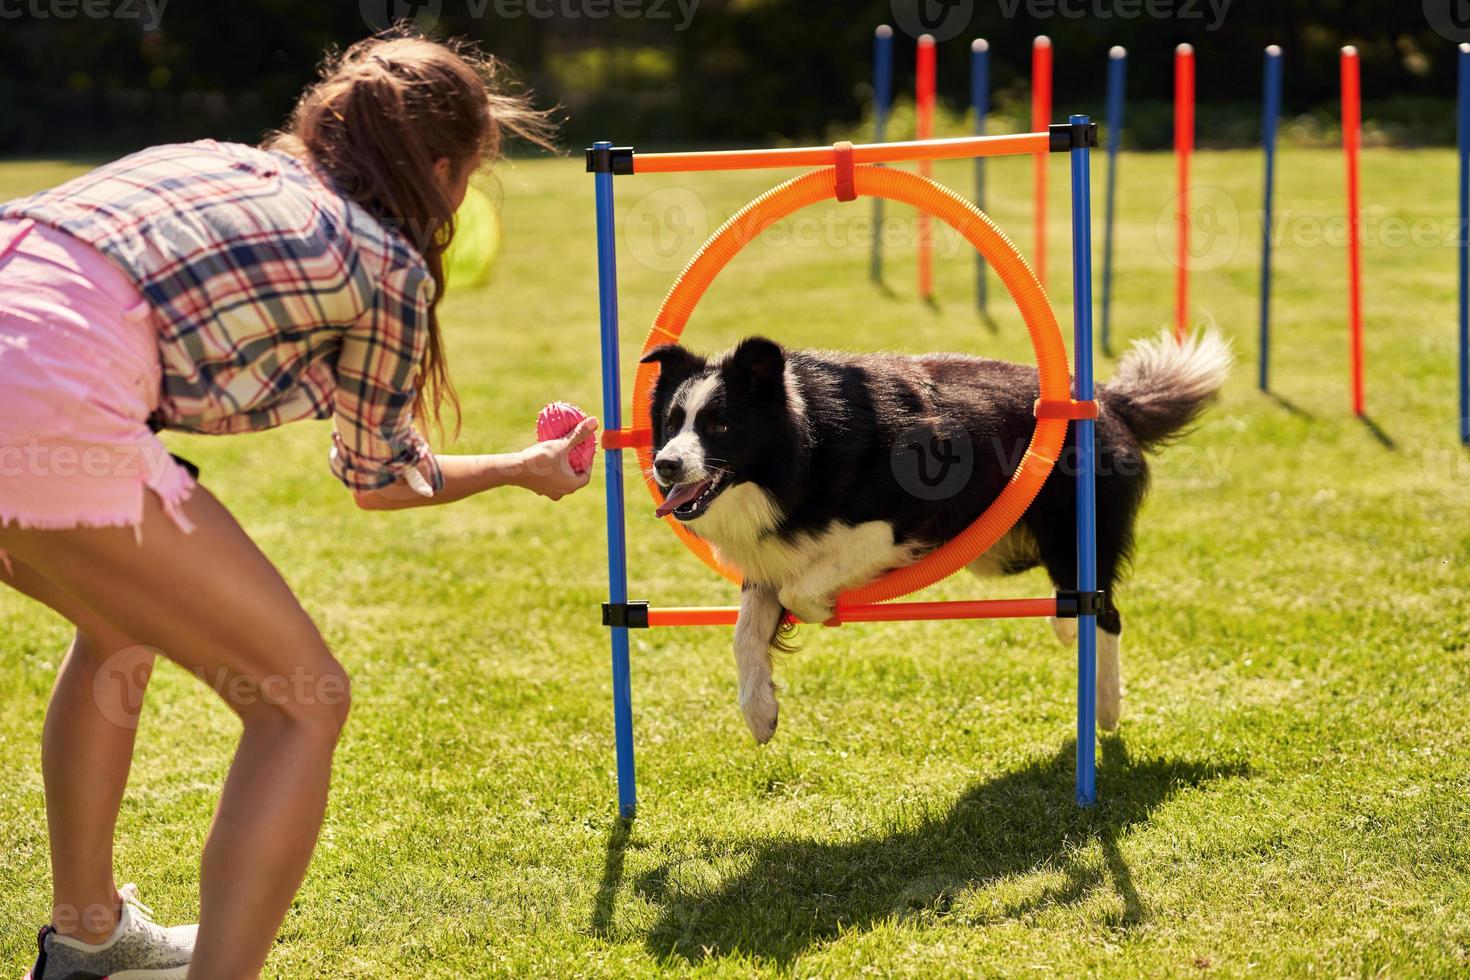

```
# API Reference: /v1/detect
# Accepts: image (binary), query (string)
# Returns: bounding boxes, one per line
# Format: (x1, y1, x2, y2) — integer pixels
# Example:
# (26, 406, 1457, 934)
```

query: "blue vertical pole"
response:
(1101, 46, 1126, 355)
(1260, 44, 1284, 392)
(1068, 115, 1098, 808)
(594, 142, 637, 819)
(871, 24, 894, 283)
(972, 38, 990, 313)
(1459, 44, 1470, 445)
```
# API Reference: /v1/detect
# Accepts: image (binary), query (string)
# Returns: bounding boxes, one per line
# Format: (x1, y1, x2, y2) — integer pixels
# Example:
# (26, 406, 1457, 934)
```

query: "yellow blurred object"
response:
(444, 184, 501, 290)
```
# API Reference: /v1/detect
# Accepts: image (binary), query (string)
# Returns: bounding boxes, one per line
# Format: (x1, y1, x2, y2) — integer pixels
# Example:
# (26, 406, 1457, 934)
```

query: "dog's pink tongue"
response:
(655, 479, 709, 517)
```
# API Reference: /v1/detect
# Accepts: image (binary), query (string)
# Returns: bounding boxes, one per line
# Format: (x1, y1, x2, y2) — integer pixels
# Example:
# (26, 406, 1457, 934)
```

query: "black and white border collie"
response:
(643, 331, 1232, 743)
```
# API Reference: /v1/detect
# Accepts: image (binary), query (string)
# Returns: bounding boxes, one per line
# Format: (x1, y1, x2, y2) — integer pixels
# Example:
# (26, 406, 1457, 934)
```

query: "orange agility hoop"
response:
(631, 163, 1071, 607)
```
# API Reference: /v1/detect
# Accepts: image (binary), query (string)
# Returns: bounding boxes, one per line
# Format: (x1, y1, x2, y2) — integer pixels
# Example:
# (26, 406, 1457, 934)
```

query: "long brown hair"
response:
(266, 28, 556, 438)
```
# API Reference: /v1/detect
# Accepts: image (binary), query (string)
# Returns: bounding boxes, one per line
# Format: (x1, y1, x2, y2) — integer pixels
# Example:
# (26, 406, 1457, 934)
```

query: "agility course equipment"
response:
(917, 34, 937, 301)
(972, 38, 990, 314)
(870, 25, 894, 283)
(586, 116, 1105, 818)
(1342, 45, 1365, 418)
(1259, 45, 1284, 392)
(1033, 36, 1053, 289)
(1101, 45, 1127, 354)
(1174, 43, 1194, 341)
(1460, 43, 1470, 446)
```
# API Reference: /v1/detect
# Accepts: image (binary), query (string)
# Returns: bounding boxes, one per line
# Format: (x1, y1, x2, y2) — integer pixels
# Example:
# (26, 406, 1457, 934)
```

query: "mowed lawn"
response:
(2, 142, 1469, 977)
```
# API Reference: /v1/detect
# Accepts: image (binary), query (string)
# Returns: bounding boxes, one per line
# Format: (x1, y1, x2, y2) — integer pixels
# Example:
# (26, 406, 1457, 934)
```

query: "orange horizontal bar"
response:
(632, 133, 1050, 175)
(601, 428, 653, 450)
(644, 597, 1058, 628)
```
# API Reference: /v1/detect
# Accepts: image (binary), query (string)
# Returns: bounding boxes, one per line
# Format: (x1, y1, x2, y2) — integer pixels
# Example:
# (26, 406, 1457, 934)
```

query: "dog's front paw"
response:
(739, 681, 779, 744)
(779, 589, 834, 626)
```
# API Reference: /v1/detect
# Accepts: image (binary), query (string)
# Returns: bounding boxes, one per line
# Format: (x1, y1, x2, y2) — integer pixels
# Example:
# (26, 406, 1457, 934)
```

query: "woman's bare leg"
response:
(0, 484, 350, 980)
(2, 561, 155, 942)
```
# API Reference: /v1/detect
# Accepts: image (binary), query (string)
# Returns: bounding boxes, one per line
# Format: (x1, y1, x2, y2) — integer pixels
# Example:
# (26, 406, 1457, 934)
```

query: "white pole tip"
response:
(1176, 43, 1193, 55)
(1461, 42, 1470, 54)
(1034, 35, 1051, 48)
(1109, 46, 1126, 59)
(919, 33, 935, 46)
(1266, 44, 1282, 57)
(1342, 45, 1357, 56)
(876, 24, 893, 38)
(972, 38, 989, 53)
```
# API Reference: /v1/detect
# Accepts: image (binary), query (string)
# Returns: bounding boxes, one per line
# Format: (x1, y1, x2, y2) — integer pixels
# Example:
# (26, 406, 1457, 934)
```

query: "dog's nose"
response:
(654, 458, 681, 483)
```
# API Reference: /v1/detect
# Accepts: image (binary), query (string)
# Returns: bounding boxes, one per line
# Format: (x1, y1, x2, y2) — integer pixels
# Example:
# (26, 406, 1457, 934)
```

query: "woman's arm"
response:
(353, 416, 599, 511)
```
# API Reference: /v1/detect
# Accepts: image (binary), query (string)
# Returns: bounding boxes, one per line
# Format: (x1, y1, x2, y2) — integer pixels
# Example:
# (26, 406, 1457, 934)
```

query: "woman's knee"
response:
(232, 653, 351, 741)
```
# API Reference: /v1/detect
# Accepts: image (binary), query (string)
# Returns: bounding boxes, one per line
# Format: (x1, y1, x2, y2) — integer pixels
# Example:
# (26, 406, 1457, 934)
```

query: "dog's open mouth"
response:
(655, 470, 730, 521)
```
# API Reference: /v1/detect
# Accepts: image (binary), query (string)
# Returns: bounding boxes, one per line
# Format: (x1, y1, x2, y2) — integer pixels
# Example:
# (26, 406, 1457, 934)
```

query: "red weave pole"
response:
(644, 597, 1060, 628)
(1032, 35, 1052, 289)
(1174, 43, 1194, 340)
(916, 34, 936, 301)
(1342, 45, 1365, 417)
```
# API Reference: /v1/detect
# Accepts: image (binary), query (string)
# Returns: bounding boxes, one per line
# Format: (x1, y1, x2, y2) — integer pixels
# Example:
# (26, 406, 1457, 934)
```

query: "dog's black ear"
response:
(640, 344, 705, 380)
(728, 336, 785, 394)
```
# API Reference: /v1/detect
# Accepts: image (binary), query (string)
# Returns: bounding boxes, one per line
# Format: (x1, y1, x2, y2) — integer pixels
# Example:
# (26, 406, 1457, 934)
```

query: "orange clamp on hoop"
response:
(1034, 398, 1099, 420)
(601, 428, 654, 450)
(832, 141, 856, 202)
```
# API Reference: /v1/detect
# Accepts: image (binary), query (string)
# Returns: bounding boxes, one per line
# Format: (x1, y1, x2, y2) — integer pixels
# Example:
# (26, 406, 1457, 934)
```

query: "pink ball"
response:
(536, 401, 595, 475)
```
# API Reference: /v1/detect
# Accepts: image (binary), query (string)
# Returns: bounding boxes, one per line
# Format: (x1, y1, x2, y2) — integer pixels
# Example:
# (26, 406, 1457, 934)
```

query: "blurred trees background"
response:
(0, 0, 1461, 155)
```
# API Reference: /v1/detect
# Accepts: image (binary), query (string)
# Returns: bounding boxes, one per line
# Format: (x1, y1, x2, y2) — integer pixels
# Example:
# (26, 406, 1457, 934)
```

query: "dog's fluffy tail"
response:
(1104, 328, 1233, 448)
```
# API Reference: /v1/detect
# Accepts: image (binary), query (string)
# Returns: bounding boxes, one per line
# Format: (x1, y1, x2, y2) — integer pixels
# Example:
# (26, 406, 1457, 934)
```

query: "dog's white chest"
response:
(695, 484, 917, 591)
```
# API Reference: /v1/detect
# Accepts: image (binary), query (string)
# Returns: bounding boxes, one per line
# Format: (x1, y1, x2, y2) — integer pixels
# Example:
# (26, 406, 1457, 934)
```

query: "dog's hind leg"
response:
(1096, 601, 1123, 732)
(1031, 517, 1128, 732)
(734, 582, 783, 744)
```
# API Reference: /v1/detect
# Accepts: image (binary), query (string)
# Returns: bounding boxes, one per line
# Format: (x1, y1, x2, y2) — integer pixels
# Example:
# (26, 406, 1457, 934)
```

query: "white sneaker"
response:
(25, 884, 195, 980)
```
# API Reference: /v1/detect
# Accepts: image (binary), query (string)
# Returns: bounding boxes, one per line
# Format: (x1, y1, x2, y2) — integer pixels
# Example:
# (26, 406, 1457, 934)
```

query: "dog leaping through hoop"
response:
(643, 330, 1232, 743)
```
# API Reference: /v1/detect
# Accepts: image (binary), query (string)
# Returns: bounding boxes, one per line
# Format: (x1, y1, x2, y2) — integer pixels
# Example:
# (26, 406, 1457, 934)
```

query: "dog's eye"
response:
(706, 421, 728, 436)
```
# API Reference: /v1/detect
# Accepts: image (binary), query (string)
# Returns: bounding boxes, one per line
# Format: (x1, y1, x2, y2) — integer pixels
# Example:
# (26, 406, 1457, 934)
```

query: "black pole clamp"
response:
(1048, 122, 1099, 153)
(602, 600, 650, 629)
(585, 146, 635, 174)
(1055, 589, 1106, 618)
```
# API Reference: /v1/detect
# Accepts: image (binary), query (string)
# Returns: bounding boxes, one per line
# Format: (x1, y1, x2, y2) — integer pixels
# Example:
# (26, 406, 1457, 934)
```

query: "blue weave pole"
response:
(1101, 46, 1126, 355)
(1260, 45, 1283, 392)
(1459, 44, 1470, 445)
(972, 38, 990, 313)
(871, 24, 894, 284)
(1068, 115, 1098, 808)
(593, 142, 637, 819)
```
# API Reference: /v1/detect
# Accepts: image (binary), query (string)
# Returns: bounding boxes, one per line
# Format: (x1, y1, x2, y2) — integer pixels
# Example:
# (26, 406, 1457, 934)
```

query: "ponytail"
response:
(266, 27, 557, 439)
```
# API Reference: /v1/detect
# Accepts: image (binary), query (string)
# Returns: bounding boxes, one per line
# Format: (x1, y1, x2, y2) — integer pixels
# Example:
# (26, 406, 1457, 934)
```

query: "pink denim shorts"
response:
(0, 219, 196, 554)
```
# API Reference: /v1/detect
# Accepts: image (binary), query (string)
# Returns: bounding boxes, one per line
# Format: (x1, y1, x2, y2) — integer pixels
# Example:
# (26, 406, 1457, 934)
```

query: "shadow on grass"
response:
(1358, 414, 1396, 449)
(631, 736, 1246, 965)
(1261, 389, 1315, 420)
(590, 816, 633, 937)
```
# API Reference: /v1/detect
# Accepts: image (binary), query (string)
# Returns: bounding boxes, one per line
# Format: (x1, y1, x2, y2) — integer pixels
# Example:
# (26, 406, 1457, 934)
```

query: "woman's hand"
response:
(352, 416, 599, 510)
(513, 416, 600, 501)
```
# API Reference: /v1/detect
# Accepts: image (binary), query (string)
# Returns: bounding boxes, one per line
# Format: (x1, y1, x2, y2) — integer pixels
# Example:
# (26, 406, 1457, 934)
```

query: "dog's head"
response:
(641, 336, 792, 522)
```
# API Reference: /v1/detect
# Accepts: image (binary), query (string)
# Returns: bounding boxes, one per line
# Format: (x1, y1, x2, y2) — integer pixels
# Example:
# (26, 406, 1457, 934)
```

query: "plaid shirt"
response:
(0, 140, 443, 495)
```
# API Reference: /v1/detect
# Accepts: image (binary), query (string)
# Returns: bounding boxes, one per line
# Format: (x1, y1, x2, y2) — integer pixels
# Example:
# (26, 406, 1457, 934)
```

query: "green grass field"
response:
(2, 144, 1469, 977)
